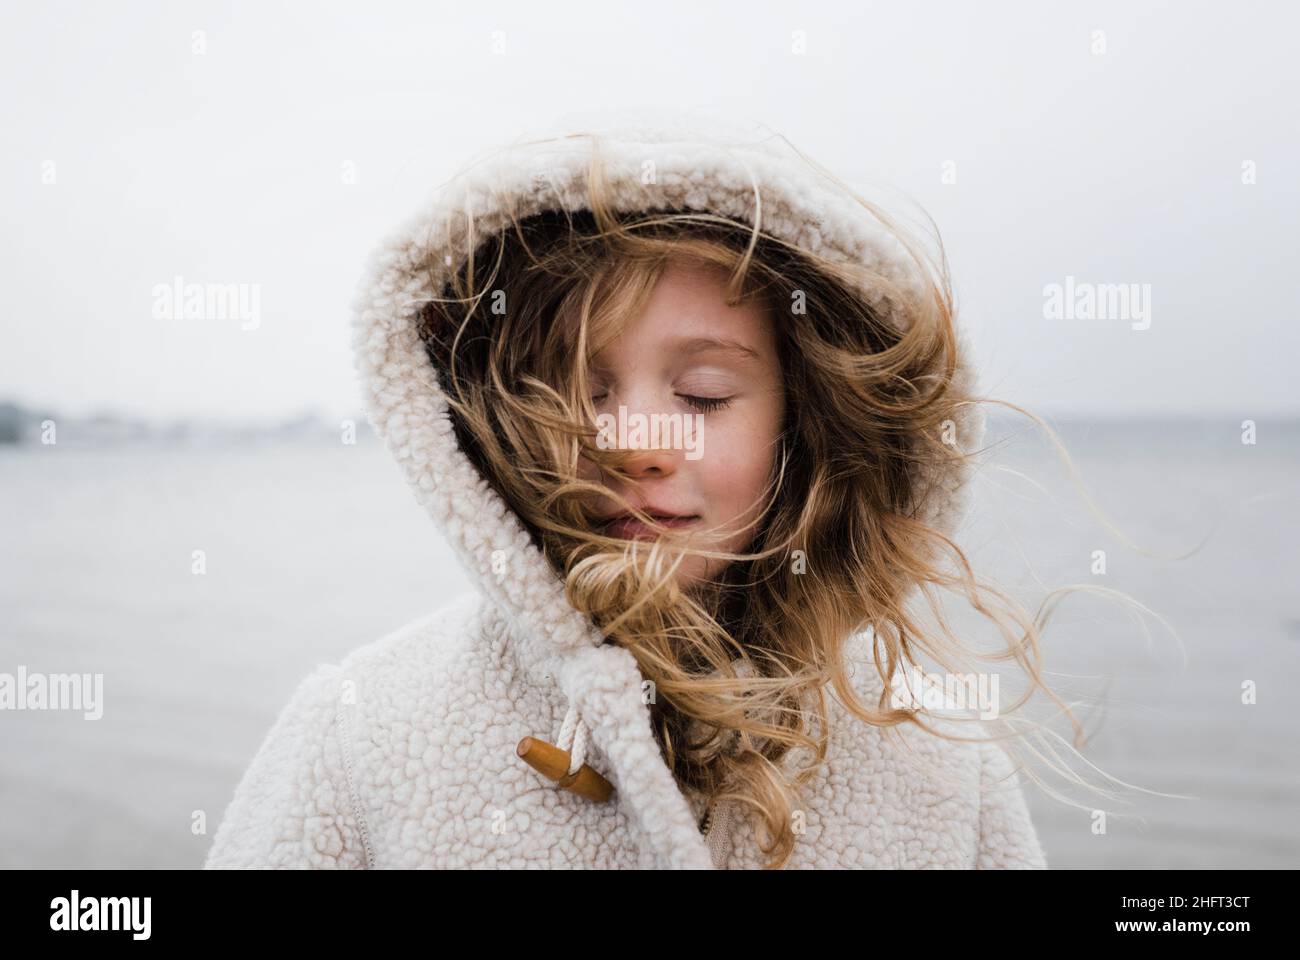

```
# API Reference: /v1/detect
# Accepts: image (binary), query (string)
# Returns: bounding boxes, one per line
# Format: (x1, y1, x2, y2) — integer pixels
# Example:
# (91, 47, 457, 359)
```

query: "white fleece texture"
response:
(203, 111, 1046, 870)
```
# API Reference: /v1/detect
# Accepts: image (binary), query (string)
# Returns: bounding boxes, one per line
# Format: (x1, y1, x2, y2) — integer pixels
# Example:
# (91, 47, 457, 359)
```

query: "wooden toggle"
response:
(516, 736, 614, 803)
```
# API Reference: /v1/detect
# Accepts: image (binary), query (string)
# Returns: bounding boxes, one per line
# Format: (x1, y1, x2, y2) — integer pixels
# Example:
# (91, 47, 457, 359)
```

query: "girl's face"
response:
(579, 259, 786, 585)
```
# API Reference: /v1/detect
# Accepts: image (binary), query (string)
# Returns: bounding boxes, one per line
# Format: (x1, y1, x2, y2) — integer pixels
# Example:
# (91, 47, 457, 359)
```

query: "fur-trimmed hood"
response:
(204, 110, 1043, 871)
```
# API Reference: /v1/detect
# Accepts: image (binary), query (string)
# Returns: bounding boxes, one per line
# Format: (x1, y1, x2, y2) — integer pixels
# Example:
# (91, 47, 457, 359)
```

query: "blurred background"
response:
(1, 0, 1296, 868)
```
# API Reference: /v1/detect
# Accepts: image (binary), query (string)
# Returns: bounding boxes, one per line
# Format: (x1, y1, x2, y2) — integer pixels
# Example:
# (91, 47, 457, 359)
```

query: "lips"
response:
(601, 512, 700, 540)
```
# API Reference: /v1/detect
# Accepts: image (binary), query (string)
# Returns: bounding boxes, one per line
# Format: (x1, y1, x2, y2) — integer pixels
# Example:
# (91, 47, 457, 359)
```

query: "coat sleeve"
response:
(203, 662, 372, 869)
(975, 736, 1048, 869)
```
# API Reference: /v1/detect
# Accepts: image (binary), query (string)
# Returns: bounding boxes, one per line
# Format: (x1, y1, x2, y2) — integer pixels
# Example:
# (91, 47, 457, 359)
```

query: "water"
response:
(949, 417, 1300, 868)
(0, 436, 473, 868)
(1, 419, 1296, 868)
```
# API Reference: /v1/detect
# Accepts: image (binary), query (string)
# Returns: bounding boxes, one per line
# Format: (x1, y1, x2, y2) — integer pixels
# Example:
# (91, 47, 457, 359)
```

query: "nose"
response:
(620, 441, 678, 478)
(610, 390, 681, 478)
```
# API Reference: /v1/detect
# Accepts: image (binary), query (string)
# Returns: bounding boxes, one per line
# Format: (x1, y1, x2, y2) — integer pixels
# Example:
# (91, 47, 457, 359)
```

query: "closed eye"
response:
(680, 395, 734, 413)
(591, 393, 734, 413)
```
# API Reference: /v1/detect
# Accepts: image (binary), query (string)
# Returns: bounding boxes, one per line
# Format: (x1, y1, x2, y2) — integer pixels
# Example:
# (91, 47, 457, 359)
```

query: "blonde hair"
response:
(414, 138, 1168, 868)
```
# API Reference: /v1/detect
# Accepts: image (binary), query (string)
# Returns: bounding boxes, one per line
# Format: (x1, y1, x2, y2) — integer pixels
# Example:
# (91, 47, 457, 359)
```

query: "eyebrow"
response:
(665, 336, 764, 364)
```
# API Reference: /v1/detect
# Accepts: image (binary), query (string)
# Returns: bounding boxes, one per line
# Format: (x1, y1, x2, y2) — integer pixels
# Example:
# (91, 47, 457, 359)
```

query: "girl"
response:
(205, 113, 1060, 869)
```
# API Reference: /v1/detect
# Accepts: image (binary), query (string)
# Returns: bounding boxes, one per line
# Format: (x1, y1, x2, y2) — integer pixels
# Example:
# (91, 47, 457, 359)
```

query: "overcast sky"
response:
(2, 0, 1296, 423)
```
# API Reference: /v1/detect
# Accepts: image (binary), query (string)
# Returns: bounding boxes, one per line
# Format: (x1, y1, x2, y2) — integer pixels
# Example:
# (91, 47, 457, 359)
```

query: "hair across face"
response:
(578, 257, 786, 585)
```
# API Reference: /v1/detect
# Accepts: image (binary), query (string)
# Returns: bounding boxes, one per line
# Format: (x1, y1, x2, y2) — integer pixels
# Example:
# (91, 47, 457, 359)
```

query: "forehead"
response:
(600, 259, 775, 360)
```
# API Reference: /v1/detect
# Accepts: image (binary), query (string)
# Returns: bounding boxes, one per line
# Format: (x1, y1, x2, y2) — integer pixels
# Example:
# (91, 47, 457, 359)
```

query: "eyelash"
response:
(681, 394, 733, 413)
(590, 393, 734, 413)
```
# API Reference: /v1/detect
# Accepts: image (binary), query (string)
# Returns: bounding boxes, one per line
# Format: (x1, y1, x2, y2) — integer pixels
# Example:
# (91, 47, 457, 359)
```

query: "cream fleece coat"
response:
(203, 110, 1048, 870)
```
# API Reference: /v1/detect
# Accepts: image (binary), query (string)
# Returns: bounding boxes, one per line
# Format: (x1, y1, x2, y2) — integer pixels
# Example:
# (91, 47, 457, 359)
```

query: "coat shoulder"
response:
(204, 659, 366, 868)
(973, 732, 1048, 869)
(337, 591, 488, 683)
(203, 593, 493, 869)
(774, 651, 1047, 869)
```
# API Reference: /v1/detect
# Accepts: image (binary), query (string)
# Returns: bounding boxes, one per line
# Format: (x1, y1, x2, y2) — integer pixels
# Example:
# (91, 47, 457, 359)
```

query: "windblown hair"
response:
(413, 140, 1150, 868)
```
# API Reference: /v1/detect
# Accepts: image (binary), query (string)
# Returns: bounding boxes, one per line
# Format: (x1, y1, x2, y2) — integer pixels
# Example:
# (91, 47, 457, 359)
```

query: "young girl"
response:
(204, 113, 1055, 869)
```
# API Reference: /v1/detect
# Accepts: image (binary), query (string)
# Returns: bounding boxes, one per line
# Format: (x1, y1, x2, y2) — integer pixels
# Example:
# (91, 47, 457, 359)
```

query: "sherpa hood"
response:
(349, 108, 986, 867)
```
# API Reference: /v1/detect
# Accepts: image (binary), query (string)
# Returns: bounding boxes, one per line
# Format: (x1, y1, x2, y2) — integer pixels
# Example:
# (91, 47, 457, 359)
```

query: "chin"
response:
(673, 558, 718, 588)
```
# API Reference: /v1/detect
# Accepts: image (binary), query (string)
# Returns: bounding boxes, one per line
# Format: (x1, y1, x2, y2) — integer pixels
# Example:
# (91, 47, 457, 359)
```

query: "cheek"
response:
(697, 413, 780, 519)
(575, 456, 616, 514)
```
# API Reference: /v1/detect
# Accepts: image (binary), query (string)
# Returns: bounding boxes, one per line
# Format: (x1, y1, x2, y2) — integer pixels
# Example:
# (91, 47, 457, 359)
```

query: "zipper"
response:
(698, 796, 735, 869)
(698, 802, 715, 836)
